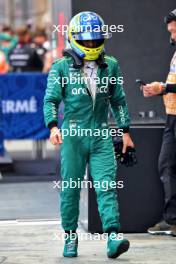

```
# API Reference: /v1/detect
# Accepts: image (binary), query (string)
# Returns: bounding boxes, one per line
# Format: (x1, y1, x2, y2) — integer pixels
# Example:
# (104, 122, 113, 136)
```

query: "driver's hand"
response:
(50, 127, 62, 145)
(122, 133, 134, 153)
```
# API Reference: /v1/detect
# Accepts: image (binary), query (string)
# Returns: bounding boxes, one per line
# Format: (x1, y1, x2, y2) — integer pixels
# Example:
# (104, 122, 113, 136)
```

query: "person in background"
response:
(0, 50, 9, 74)
(1, 25, 14, 36)
(32, 28, 52, 72)
(141, 9, 176, 237)
(0, 25, 17, 66)
(9, 26, 43, 72)
(33, 29, 47, 64)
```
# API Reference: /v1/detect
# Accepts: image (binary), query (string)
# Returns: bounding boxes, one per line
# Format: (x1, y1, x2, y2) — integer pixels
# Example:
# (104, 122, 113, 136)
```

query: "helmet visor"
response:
(72, 30, 111, 40)
(77, 39, 104, 48)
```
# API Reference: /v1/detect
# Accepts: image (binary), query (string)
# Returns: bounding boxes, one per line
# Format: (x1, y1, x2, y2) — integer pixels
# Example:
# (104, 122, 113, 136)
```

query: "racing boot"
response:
(63, 232, 78, 257)
(107, 232, 130, 258)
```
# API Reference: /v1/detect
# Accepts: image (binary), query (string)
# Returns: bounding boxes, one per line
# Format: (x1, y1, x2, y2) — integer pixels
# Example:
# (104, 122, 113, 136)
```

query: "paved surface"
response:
(0, 143, 175, 263)
(0, 182, 59, 220)
(0, 221, 175, 264)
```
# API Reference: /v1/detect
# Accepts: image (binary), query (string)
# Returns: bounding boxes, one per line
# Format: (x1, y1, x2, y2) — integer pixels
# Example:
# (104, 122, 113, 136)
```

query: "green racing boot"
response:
(63, 232, 78, 257)
(107, 232, 130, 258)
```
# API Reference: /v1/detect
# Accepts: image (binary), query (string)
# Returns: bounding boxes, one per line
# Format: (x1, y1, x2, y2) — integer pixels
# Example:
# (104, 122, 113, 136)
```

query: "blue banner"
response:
(0, 96, 4, 154)
(0, 73, 50, 140)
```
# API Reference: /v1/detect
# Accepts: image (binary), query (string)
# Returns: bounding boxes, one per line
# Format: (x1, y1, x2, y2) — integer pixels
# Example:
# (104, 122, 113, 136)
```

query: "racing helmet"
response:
(68, 11, 109, 60)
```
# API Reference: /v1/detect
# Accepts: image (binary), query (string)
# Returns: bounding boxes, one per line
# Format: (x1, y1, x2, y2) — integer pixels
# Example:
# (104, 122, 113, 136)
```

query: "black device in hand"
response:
(135, 79, 146, 86)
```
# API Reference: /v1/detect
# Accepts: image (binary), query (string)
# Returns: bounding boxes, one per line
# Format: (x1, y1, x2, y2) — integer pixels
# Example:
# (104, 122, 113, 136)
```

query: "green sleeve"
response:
(10, 36, 18, 50)
(109, 59, 130, 131)
(43, 61, 63, 128)
(0, 33, 18, 61)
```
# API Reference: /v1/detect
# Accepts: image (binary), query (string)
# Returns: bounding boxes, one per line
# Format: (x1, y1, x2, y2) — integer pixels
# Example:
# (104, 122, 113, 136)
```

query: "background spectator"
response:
(32, 29, 47, 66)
(8, 26, 43, 72)
(32, 27, 52, 72)
(1, 25, 14, 35)
(0, 25, 17, 69)
(0, 50, 9, 73)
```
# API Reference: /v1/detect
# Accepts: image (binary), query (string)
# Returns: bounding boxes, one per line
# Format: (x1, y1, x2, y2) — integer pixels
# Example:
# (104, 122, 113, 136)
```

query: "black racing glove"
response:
(113, 137, 137, 167)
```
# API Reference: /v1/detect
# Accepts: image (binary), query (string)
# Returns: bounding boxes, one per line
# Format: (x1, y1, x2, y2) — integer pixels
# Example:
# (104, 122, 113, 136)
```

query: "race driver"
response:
(44, 11, 134, 258)
(141, 9, 176, 236)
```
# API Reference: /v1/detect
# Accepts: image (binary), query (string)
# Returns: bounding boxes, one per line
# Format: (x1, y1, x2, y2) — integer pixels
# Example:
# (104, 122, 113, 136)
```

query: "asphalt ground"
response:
(0, 221, 175, 264)
(0, 141, 175, 263)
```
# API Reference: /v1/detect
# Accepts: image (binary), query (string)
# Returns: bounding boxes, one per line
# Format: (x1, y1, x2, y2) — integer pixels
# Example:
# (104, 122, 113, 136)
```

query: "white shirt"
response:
(83, 60, 98, 102)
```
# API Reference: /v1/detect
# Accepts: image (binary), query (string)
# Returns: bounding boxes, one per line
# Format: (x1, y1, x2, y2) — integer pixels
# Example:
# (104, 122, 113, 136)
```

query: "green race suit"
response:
(43, 52, 130, 232)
